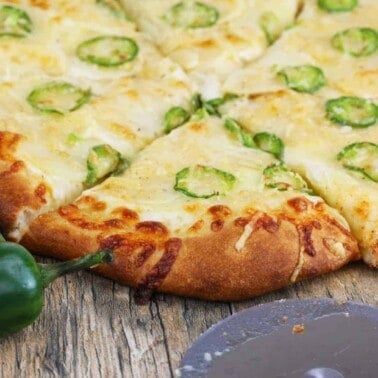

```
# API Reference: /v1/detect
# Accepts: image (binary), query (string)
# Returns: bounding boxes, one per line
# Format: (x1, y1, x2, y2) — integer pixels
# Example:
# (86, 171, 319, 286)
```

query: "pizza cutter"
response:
(178, 298, 378, 377)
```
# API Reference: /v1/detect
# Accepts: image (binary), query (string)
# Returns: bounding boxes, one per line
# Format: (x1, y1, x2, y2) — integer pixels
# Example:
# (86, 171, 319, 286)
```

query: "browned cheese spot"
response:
(111, 207, 139, 222)
(34, 183, 47, 204)
(287, 197, 310, 213)
(134, 238, 182, 304)
(29, 0, 49, 9)
(188, 219, 204, 233)
(255, 214, 280, 233)
(234, 217, 250, 228)
(183, 203, 201, 213)
(225, 33, 245, 44)
(135, 221, 168, 237)
(211, 219, 224, 232)
(189, 122, 206, 132)
(77, 196, 106, 211)
(0, 131, 22, 161)
(354, 200, 370, 221)
(248, 90, 287, 101)
(0, 161, 25, 178)
(59, 204, 124, 231)
(195, 39, 217, 48)
(208, 205, 232, 219)
(103, 219, 125, 229)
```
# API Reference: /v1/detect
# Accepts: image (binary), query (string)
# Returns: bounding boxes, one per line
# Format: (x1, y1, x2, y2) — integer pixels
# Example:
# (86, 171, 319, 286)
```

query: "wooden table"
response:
(1, 259, 377, 377)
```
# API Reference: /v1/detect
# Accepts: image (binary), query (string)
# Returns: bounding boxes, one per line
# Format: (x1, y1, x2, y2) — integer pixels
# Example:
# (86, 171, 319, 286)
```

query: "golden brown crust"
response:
(0, 132, 49, 239)
(22, 196, 360, 302)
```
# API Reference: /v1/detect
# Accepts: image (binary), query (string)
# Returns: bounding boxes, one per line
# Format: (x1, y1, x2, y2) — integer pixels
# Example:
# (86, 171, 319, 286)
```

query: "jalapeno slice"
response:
(163, 1, 219, 29)
(174, 165, 236, 199)
(331, 27, 378, 57)
(318, 0, 358, 12)
(111, 157, 130, 177)
(0, 5, 32, 38)
(76, 36, 139, 67)
(85, 144, 122, 186)
(27, 82, 91, 115)
(325, 96, 377, 128)
(277, 65, 326, 93)
(96, 0, 129, 19)
(253, 132, 284, 159)
(164, 106, 190, 134)
(263, 163, 311, 193)
(224, 118, 256, 148)
(259, 11, 281, 45)
(203, 93, 238, 117)
(191, 93, 203, 113)
(337, 142, 378, 182)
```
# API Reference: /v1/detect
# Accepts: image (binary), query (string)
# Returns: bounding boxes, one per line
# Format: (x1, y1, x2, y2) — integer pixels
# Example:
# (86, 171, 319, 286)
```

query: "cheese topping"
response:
(121, 0, 300, 91)
(234, 223, 254, 252)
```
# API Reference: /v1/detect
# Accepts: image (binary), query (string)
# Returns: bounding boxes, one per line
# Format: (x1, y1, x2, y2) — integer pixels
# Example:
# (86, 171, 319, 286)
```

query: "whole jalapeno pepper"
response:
(0, 233, 113, 337)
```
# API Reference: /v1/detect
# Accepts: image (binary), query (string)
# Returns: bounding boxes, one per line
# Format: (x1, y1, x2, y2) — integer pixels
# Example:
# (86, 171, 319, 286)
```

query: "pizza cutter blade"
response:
(178, 298, 378, 378)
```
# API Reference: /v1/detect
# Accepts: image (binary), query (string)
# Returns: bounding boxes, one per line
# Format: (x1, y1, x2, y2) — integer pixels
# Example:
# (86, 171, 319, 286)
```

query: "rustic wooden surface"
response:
(0, 259, 377, 378)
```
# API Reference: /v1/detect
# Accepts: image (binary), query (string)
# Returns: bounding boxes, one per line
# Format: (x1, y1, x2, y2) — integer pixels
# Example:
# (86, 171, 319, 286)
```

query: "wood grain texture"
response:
(0, 260, 377, 378)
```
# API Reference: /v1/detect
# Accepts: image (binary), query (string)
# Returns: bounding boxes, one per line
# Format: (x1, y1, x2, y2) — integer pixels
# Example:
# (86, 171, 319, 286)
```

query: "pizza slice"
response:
(223, 90, 378, 267)
(224, 0, 378, 98)
(0, 1, 193, 240)
(22, 116, 359, 302)
(121, 0, 301, 97)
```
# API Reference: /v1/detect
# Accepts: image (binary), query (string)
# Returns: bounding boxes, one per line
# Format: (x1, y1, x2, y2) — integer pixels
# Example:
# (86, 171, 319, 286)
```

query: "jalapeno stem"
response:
(40, 249, 113, 288)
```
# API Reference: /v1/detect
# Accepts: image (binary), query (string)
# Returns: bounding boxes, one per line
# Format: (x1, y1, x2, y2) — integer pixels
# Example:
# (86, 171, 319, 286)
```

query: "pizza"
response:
(0, 0, 376, 302)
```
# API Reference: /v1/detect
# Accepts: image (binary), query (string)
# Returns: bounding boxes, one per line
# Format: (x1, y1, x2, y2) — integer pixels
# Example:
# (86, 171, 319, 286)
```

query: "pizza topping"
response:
(263, 163, 311, 193)
(85, 144, 122, 186)
(325, 96, 377, 128)
(164, 106, 190, 134)
(224, 118, 255, 148)
(135, 221, 169, 237)
(110, 157, 130, 177)
(253, 132, 284, 159)
(277, 65, 326, 93)
(0, 232, 113, 336)
(96, 0, 129, 20)
(174, 165, 236, 199)
(190, 93, 203, 113)
(76, 36, 139, 67)
(259, 11, 281, 45)
(331, 27, 378, 57)
(203, 93, 239, 117)
(337, 142, 378, 182)
(235, 222, 254, 252)
(318, 0, 358, 12)
(163, 1, 219, 29)
(211, 219, 224, 232)
(0, 5, 32, 38)
(188, 93, 238, 119)
(27, 82, 91, 115)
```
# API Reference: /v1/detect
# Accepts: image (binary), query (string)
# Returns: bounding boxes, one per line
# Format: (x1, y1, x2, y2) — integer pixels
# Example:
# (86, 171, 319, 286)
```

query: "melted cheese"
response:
(79, 117, 328, 235)
(224, 0, 378, 99)
(122, 0, 300, 96)
(225, 91, 378, 261)
(0, 0, 193, 237)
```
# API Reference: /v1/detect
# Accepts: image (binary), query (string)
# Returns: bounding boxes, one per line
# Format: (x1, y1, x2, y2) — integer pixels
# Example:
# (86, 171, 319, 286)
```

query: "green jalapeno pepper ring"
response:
(0, 233, 113, 337)
(318, 0, 358, 13)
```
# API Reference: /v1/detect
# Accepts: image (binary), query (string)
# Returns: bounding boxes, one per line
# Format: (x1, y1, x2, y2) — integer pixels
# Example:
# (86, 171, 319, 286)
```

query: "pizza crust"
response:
(22, 195, 359, 302)
(0, 132, 51, 239)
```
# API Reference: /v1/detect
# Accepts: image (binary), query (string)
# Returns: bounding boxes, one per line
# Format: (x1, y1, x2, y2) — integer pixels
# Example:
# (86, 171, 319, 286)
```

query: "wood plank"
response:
(0, 261, 376, 377)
